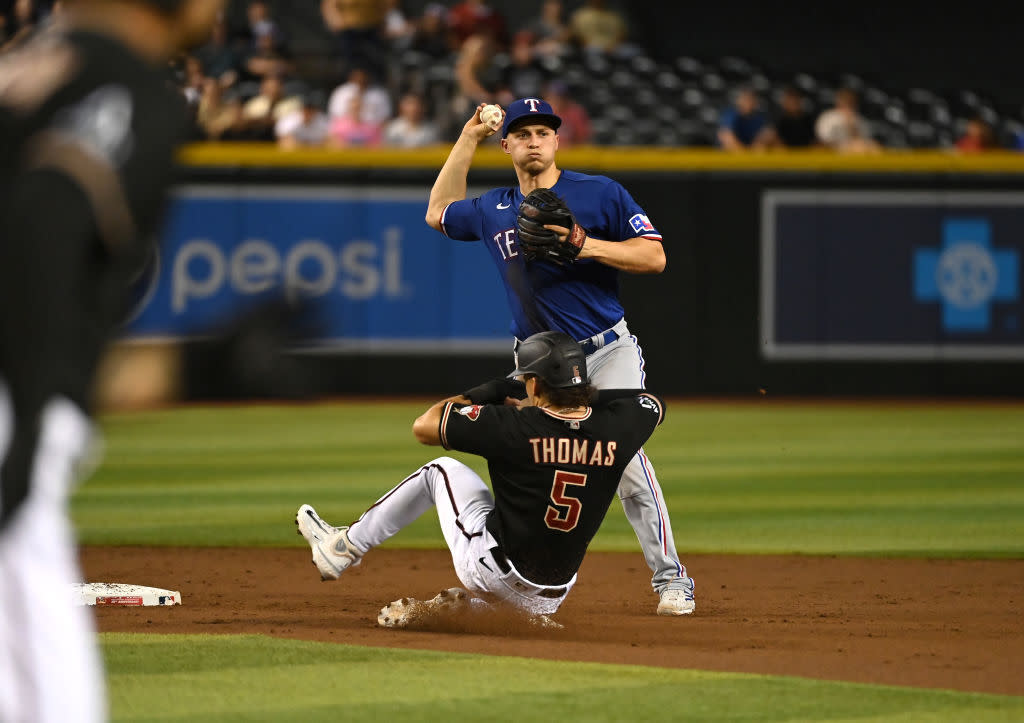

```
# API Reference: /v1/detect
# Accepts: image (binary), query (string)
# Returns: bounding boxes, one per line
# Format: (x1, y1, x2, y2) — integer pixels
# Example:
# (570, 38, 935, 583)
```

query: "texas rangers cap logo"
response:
(524, 98, 542, 112)
(457, 405, 483, 421)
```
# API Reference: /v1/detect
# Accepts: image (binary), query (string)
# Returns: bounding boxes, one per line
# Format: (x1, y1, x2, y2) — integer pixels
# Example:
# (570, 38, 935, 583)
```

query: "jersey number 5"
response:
(545, 470, 587, 532)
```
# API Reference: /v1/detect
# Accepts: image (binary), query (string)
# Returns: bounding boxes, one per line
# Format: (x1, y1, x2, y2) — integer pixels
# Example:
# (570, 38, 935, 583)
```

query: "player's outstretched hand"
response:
(461, 104, 501, 142)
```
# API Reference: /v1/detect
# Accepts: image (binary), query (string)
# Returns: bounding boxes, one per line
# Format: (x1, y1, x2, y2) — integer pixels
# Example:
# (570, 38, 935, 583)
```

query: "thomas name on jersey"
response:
(529, 437, 618, 466)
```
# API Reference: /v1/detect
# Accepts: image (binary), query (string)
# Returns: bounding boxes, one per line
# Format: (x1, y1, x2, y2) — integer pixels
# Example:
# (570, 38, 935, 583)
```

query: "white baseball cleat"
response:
(295, 504, 361, 581)
(378, 587, 471, 628)
(657, 578, 696, 616)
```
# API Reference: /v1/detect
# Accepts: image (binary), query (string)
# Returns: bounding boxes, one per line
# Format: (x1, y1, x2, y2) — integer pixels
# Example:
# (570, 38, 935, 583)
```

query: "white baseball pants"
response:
(0, 391, 107, 723)
(575, 318, 689, 594)
(345, 456, 574, 616)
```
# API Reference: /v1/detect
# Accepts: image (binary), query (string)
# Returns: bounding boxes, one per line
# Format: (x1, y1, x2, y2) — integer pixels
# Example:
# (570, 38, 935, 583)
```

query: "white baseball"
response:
(480, 104, 503, 131)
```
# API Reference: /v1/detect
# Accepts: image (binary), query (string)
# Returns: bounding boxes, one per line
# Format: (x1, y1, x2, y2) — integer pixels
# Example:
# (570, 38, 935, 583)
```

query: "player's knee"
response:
(429, 455, 467, 472)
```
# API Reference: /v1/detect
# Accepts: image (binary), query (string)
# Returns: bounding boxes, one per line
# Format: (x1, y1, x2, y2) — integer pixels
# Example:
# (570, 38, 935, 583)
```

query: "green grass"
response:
(73, 401, 1024, 557)
(101, 633, 1024, 722)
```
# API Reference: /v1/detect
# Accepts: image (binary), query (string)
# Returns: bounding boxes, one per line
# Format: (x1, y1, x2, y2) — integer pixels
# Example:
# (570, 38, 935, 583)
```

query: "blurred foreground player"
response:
(0, 1, 225, 721)
(297, 332, 666, 628)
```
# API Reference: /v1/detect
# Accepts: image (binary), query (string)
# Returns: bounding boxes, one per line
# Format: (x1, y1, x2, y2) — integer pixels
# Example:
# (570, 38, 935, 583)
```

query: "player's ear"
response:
(500, 137, 510, 154)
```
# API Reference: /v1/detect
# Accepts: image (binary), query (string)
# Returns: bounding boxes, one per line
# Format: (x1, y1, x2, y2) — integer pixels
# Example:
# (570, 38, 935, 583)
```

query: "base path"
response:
(81, 547, 1024, 696)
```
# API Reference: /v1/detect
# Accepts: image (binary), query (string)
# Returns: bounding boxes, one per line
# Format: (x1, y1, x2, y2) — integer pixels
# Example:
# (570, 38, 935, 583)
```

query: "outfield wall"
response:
(125, 146, 1024, 397)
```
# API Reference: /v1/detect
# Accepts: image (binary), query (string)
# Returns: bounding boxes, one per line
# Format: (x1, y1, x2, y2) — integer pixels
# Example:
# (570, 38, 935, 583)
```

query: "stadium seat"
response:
(609, 69, 638, 93)
(674, 56, 704, 83)
(654, 69, 683, 99)
(630, 55, 659, 80)
(907, 121, 937, 148)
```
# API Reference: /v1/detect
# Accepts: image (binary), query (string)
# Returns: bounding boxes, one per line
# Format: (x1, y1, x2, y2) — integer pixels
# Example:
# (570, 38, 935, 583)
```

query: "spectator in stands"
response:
(383, 91, 441, 147)
(242, 73, 303, 141)
(496, 30, 548, 103)
(180, 54, 207, 109)
(244, 0, 285, 52)
(383, 0, 414, 49)
(451, 32, 502, 121)
(773, 85, 817, 148)
(200, 84, 267, 141)
(321, 0, 387, 81)
(544, 80, 592, 147)
(198, 78, 242, 140)
(327, 65, 392, 126)
(447, 0, 507, 50)
(194, 12, 241, 88)
(717, 86, 775, 151)
(241, 25, 293, 82)
(329, 92, 383, 147)
(276, 90, 331, 149)
(815, 87, 881, 153)
(525, 0, 570, 58)
(569, 0, 628, 56)
(955, 116, 997, 152)
(409, 2, 450, 60)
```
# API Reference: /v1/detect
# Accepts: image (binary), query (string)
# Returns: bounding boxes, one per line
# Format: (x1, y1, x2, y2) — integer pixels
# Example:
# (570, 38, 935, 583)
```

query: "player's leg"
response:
(297, 457, 494, 592)
(586, 326, 695, 614)
(0, 396, 106, 723)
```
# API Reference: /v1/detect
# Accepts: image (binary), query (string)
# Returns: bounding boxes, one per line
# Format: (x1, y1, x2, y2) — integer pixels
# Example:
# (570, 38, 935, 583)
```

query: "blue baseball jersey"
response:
(440, 170, 662, 339)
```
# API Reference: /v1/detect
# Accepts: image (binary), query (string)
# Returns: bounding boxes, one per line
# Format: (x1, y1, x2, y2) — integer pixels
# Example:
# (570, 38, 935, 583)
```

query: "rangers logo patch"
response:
(629, 214, 655, 234)
(457, 405, 483, 421)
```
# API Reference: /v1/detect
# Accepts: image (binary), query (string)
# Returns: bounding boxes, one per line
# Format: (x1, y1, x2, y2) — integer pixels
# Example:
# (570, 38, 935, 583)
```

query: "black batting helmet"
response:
(510, 331, 588, 388)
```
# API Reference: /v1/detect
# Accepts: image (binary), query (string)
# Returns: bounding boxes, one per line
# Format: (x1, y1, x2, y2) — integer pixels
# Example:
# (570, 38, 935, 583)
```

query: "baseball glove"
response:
(516, 188, 587, 265)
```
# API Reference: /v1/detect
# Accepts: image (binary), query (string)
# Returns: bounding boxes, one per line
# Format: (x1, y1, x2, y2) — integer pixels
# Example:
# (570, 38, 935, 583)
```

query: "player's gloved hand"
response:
(516, 188, 587, 265)
(462, 377, 527, 405)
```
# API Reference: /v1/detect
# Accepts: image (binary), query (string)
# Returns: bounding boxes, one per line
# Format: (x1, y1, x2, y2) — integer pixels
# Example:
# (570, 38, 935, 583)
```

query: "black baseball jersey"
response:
(0, 28, 187, 527)
(439, 392, 665, 585)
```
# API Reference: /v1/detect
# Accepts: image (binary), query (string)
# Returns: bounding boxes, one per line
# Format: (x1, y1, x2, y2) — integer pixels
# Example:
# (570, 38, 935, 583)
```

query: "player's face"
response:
(502, 123, 559, 175)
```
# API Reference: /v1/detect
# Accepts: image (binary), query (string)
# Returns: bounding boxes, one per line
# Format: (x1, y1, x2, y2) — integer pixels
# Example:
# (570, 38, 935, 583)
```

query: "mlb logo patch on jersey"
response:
(457, 405, 483, 421)
(629, 214, 655, 234)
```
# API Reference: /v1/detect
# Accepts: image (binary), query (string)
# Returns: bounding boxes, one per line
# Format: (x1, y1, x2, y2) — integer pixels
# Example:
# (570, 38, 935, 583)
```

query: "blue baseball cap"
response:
(501, 98, 562, 138)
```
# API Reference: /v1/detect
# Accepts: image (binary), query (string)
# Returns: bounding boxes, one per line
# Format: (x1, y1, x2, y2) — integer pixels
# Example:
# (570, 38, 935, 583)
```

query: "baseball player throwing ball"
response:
(297, 332, 666, 627)
(423, 99, 694, 615)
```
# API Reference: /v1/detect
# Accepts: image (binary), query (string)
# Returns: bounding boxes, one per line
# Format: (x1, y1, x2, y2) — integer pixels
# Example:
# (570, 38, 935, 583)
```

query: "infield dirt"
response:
(82, 547, 1023, 696)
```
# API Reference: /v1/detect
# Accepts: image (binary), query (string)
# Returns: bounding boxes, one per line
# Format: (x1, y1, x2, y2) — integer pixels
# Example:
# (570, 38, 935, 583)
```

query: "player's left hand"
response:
(517, 188, 587, 265)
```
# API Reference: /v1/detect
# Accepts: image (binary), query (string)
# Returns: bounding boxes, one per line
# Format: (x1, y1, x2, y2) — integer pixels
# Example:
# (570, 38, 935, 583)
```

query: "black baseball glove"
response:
(516, 188, 587, 265)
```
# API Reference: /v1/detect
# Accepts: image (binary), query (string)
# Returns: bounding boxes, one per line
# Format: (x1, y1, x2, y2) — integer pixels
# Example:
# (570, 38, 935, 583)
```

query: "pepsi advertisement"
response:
(761, 191, 1024, 360)
(123, 185, 510, 351)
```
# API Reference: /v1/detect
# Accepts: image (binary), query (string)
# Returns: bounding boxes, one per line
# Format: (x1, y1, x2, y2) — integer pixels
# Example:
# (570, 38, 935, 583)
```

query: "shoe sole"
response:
(378, 589, 564, 630)
(294, 505, 346, 581)
(378, 588, 469, 628)
(657, 597, 696, 616)
(657, 605, 695, 616)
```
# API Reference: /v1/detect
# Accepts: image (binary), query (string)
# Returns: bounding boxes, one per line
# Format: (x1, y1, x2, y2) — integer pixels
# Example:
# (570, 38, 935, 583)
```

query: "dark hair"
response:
(532, 377, 595, 409)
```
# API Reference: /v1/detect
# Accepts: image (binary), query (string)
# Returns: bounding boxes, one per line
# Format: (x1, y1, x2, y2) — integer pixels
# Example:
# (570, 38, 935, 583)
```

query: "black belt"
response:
(579, 328, 619, 356)
(489, 547, 567, 598)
